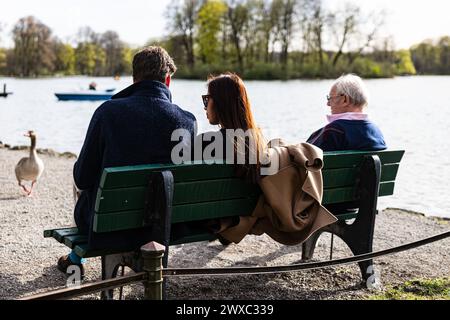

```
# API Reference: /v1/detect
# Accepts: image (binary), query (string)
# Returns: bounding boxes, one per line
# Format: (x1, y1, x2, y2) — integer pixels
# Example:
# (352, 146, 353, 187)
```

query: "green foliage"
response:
(120, 47, 134, 75)
(395, 50, 416, 75)
(75, 43, 97, 75)
(197, 0, 227, 65)
(243, 62, 284, 80)
(11, 16, 55, 77)
(174, 62, 235, 80)
(370, 278, 450, 300)
(349, 57, 385, 78)
(411, 39, 442, 74)
(0, 48, 6, 73)
(54, 43, 75, 75)
(2, 3, 450, 79)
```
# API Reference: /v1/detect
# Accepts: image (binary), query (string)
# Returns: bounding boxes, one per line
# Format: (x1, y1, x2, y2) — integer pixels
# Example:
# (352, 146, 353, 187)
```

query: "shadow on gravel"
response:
(0, 196, 23, 201)
(166, 272, 367, 300)
(0, 266, 68, 300)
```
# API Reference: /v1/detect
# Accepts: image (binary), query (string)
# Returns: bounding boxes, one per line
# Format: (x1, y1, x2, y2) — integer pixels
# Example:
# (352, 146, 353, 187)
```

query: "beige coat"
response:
(220, 140, 338, 245)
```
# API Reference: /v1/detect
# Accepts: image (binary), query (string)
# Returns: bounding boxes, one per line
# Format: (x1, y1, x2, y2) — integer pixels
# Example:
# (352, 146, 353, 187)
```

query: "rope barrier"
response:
(163, 231, 450, 277)
(20, 230, 450, 300)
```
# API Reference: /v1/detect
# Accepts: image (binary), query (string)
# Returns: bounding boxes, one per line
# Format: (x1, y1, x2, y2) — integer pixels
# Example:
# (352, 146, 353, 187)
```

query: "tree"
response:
(344, 8, 386, 66)
(242, 0, 268, 65)
(12, 16, 55, 76)
(226, 0, 249, 72)
(300, 0, 327, 67)
(166, 0, 201, 68)
(272, 0, 297, 69)
(395, 50, 416, 75)
(0, 48, 6, 74)
(75, 42, 96, 75)
(256, 0, 278, 63)
(330, 3, 360, 66)
(100, 31, 125, 76)
(197, 0, 227, 64)
(410, 40, 439, 74)
(54, 41, 76, 75)
(438, 36, 450, 73)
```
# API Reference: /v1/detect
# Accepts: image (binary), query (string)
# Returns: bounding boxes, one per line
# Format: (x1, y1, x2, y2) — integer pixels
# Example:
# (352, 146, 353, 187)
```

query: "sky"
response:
(1, 0, 450, 49)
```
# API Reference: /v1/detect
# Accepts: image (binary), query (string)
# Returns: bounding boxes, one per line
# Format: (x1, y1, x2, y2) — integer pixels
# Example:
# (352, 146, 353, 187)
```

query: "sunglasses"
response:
(202, 94, 211, 109)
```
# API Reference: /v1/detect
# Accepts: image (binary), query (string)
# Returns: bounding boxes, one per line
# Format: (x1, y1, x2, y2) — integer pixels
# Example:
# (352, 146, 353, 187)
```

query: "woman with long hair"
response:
(197, 72, 266, 182)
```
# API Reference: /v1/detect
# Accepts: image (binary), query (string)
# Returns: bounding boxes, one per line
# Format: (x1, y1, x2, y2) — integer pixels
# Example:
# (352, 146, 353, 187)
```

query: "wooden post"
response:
(141, 241, 165, 300)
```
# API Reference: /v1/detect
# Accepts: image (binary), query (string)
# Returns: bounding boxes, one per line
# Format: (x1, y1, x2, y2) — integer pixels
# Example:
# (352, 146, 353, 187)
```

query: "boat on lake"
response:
(55, 88, 116, 101)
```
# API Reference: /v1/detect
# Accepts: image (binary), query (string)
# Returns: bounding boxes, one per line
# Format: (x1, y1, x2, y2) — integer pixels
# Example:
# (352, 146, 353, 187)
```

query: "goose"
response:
(15, 131, 45, 196)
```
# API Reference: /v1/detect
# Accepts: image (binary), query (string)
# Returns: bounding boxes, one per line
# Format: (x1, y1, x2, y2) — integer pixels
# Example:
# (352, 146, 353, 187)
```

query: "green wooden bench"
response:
(44, 150, 404, 299)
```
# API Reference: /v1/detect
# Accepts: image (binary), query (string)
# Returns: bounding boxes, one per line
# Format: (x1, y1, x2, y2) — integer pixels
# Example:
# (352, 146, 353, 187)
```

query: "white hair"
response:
(333, 74, 370, 107)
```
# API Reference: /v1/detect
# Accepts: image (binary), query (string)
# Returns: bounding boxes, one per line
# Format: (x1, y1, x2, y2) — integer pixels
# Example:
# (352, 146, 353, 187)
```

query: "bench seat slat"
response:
(43, 227, 80, 243)
(74, 244, 120, 258)
(44, 227, 78, 239)
(64, 235, 88, 249)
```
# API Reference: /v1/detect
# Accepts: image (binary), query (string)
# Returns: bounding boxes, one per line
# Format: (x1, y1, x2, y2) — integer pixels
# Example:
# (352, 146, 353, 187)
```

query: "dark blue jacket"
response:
(307, 119, 386, 215)
(73, 80, 196, 249)
(307, 119, 387, 152)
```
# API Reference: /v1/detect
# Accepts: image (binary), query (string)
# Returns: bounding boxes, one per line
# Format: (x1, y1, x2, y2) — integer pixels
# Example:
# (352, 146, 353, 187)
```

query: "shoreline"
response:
(0, 140, 77, 159)
(0, 147, 449, 300)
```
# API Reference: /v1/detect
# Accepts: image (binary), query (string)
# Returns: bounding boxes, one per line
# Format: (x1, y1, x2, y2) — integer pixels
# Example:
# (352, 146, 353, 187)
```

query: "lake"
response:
(0, 75, 449, 218)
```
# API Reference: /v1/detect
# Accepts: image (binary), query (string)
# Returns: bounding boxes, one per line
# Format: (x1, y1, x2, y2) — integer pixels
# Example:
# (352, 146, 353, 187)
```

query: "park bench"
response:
(44, 149, 404, 299)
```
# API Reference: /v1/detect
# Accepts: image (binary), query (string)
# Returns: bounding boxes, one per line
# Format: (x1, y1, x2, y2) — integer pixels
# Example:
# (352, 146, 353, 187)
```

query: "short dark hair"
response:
(132, 46, 177, 83)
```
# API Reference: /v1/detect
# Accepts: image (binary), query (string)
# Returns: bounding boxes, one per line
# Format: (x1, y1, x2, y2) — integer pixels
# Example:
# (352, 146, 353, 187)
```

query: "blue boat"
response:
(55, 88, 116, 101)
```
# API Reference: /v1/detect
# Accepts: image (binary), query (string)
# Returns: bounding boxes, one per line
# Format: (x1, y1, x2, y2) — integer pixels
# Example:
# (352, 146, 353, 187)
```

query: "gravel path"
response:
(0, 146, 448, 300)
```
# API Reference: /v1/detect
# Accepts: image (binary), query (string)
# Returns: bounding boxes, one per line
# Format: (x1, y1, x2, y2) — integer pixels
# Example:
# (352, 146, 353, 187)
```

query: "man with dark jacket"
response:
(58, 46, 196, 275)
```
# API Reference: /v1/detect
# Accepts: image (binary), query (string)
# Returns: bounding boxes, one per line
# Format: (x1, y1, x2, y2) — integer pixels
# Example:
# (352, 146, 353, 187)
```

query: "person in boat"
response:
(57, 46, 197, 276)
(88, 82, 97, 91)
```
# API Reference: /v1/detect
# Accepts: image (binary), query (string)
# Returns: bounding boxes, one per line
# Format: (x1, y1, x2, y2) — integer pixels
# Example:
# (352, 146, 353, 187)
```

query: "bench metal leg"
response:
(316, 155, 381, 287)
(100, 254, 123, 300)
(301, 231, 323, 261)
(330, 155, 381, 285)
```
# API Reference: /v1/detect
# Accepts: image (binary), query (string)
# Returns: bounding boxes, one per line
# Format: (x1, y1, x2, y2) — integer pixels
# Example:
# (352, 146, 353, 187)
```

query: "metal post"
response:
(141, 241, 165, 300)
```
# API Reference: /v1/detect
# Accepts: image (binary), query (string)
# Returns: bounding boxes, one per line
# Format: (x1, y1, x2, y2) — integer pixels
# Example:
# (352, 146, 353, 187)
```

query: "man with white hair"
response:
(307, 74, 386, 151)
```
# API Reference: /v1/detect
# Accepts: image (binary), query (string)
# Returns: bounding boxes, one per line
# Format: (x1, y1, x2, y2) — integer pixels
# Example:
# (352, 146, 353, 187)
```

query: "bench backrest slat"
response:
(94, 196, 261, 233)
(93, 150, 404, 233)
(95, 178, 260, 213)
(100, 163, 235, 189)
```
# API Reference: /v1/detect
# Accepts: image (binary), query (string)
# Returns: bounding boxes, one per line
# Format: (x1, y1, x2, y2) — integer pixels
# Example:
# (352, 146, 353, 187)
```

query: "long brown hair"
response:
(207, 73, 265, 181)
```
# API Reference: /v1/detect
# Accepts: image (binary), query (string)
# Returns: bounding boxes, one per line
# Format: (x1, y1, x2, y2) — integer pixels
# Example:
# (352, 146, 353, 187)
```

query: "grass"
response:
(370, 277, 450, 300)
